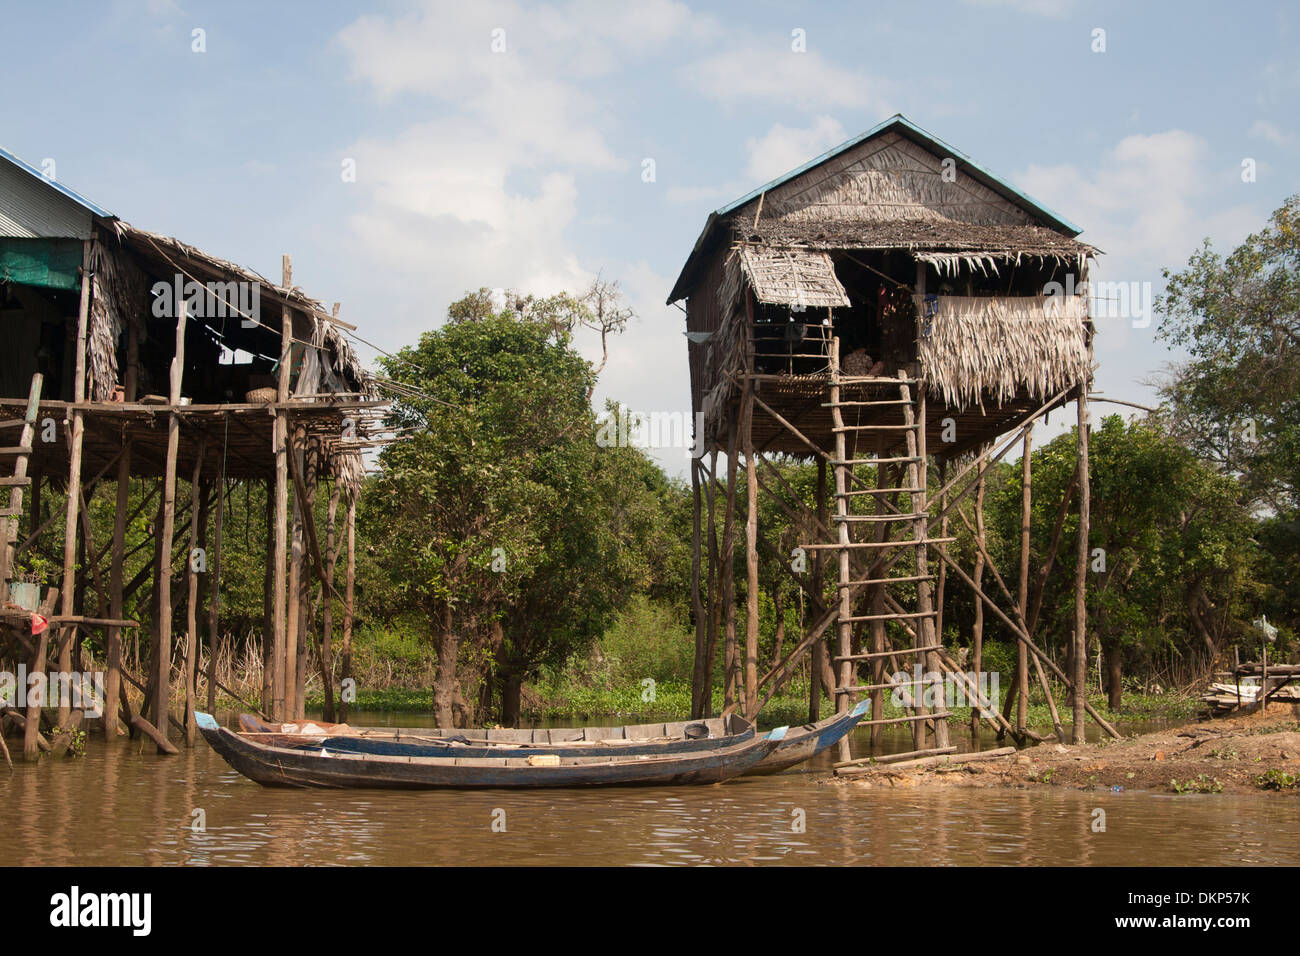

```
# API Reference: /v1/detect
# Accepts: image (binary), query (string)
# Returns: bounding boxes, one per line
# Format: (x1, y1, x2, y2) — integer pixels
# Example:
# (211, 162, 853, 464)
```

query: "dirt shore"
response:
(837, 704, 1300, 796)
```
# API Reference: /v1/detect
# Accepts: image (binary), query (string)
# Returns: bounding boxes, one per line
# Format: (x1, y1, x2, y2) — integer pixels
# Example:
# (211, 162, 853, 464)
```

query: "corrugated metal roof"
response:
(0, 145, 113, 239)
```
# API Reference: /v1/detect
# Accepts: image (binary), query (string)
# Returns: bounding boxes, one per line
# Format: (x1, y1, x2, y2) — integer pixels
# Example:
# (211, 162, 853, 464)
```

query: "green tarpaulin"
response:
(0, 238, 82, 290)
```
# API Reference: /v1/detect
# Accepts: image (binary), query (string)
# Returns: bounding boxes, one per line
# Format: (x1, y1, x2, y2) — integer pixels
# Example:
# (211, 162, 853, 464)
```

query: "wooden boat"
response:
(234, 712, 756, 761)
(749, 700, 870, 774)
(197, 712, 788, 789)
(229, 699, 869, 774)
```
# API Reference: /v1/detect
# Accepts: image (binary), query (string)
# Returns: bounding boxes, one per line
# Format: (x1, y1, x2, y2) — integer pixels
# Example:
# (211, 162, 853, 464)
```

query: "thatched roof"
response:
(916, 293, 1090, 409)
(669, 115, 1096, 304)
(736, 217, 1097, 265)
(107, 221, 373, 398)
(84, 222, 378, 498)
(738, 246, 850, 309)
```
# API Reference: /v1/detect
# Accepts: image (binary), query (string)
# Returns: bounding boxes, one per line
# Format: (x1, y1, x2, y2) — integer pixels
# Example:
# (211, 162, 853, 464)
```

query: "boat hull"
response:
(750, 701, 870, 774)
(198, 714, 786, 790)
(238, 714, 755, 761)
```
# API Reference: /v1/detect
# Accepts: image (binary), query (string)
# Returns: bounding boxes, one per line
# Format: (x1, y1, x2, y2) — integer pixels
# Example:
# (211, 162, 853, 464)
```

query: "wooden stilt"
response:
(207, 477, 224, 713)
(152, 287, 187, 753)
(272, 255, 292, 721)
(809, 459, 827, 723)
(703, 450, 719, 716)
(319, 479, 340, 723)
(1073, 384, 1091, 743)
(742, 381, 759, 720)
(261, 482, 275, 716)
(1017, 426, 1032, 734)
(720, 407, 740, 715)
(690, 457, 707, 718)
(183, 449, 205, 745)
(285, 425, 303, 720)
(106, 317, 138, 740)
(340, 494, 356, 723)
(56, 240, 93, 727)
(971, 448, 987, 738)
(23, 587, 59, 760)
(829, 338, 855, 762)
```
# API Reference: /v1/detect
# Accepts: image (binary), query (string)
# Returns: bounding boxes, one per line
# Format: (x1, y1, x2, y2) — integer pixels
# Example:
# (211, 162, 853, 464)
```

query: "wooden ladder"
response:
(808, 343, 950, 762)
(0, 373, 42, 604)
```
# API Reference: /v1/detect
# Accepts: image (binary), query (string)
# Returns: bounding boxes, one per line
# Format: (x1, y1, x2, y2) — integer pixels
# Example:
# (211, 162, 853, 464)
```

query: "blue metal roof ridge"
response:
(0, 144, 116, 220)
(713, 113, 1082, 237)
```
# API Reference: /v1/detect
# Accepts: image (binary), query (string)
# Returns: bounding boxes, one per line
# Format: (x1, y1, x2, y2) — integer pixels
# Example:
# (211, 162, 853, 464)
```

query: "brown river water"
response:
(3, 713, 1298, 866)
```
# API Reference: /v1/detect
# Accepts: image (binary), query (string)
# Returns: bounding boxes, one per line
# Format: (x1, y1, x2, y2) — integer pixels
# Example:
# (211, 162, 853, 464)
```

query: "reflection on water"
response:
(2, 714, 1296, 866)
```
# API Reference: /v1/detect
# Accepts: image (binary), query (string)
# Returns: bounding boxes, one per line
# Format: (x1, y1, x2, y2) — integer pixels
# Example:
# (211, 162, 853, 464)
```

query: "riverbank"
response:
(837, 704, 1300, 796)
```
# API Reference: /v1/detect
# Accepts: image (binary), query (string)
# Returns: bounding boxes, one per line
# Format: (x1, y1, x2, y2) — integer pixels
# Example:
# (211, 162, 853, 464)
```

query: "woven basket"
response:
(245, 387, 277, 404)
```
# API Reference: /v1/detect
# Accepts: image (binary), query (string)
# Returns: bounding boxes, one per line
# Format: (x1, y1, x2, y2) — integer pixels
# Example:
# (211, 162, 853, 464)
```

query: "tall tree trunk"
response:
(433, 602, 461, 728)
(501, 672, 523, 728)
(1103, 638, 1123, 711)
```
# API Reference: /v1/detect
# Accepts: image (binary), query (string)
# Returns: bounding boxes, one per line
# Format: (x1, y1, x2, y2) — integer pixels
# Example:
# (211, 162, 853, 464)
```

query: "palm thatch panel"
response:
(738, 245, 850, 309)
(88, 236, 148, 401)
(747, 133, 1036, 227)
(917, 293, 1089, 409)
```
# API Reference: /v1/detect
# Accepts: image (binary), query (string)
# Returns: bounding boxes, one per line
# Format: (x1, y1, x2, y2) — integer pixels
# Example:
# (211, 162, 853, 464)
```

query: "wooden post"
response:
(285, 425, 303, 721)
(1072, 385, 1091, 743)
(870, 442, 889, 748)
(704, 450, 719, 716)
(183, 454, 205, 745)
(23, 587, 59, 759)
(152, 286, 187, 752)
(809, 459, 827, 723)
(742, 383, 759, 720)
(720, 409, 739, 714)
(319, 478, 340, 723)
(340, 495, 356, 722)
(971, 450, 986, 737)
(293, 438, 317, 719)
(829, 338, 855, 761)
(1017, 426, 1033, 735)
(55, 240, 93, 726)
(261, 483, 275, 716)
(272, 255, 292, 721)
(689, 457, 707, 718)
(106, 317, 138, 739)
(206, 477, 224, 713)
(935, 459, 947, 648)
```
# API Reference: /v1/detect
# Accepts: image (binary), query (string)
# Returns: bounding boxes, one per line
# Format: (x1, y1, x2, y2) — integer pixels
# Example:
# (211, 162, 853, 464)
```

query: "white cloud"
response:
(665, 117, 850, 211)
(335, 0, 707, 311)
(1248, 119, 1295, 147)
(743, 115, 848, 184)
(682, 47, 892, 112)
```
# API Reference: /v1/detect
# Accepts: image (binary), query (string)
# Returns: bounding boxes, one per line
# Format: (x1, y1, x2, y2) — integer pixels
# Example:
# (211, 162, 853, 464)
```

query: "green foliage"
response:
(1255, 768, 1298, 790)
(1170, 774, 1223, 794)
(1156, 194, 1300, 511)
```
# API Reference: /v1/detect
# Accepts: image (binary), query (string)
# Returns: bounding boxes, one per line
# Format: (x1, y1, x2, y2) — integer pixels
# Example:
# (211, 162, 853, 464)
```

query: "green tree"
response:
(364, 289, 671, 726)
(1155, 195, 1300, 511)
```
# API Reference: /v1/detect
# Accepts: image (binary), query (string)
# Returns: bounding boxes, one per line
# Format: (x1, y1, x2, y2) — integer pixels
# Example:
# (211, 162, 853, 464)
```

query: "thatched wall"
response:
(738, 246, 849, 309)
(916, 293, 1089, 409)
(88, 236, 148, 401)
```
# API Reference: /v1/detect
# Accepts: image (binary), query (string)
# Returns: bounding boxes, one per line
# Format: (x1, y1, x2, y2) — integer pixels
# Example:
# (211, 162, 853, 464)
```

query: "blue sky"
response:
(3, 0, 1297, 473)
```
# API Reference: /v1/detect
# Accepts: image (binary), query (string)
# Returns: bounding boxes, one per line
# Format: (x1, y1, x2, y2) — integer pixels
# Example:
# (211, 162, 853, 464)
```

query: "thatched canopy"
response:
(738, 246, 850, 309)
